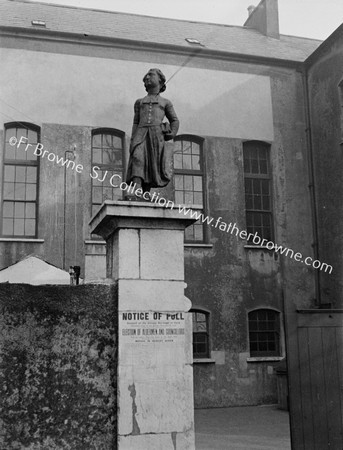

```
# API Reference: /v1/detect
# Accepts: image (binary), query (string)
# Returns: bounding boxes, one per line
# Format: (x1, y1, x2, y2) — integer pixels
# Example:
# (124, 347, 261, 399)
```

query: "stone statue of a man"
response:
(125, 68, 179, 198)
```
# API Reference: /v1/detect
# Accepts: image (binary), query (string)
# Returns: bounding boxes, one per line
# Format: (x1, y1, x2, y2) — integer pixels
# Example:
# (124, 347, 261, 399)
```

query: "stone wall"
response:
(0, 283, 117, 450)
(306, 26, 343, 308)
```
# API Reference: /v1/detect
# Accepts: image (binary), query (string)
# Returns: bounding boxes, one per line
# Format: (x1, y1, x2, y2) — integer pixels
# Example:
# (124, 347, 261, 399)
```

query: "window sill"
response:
(185, 243, 213, 248)
(247, 356, 284, 362)
(0, 238, 44, 243)
(244, 245, 274, 250)
(175, 203, 203, 209)
(193, 358, 215, 364)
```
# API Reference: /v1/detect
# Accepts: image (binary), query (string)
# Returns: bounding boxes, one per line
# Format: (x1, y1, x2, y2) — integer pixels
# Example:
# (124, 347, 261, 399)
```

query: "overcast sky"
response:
(26, 0, 343, 40)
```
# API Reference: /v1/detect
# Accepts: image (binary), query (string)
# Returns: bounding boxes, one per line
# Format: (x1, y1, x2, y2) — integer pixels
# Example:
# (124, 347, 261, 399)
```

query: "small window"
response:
(31, 20, 46, 27)
(191, 309, 210, 358)
(91, 129, 125, 217)
(1, 123, 39, 237)
(173, 136, 205, 242)
(185, 38, 204, 46)
(248, 309, 280, 357)
(243, 141, 273, 242)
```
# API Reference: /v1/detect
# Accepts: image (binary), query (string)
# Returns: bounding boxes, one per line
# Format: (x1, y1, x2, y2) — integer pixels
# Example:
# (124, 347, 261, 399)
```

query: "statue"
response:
(125, 68, 179, 200)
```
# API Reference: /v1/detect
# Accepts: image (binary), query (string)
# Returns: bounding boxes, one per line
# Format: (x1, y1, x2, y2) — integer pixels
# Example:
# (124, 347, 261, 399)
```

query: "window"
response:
(1, 123, 39, 237)
(91, 129, 125, 217)
(248, 309, 280, 357)
(191, 309, 210, 358)
(243, 141, 273, 242)
(173, 136, 205, 242)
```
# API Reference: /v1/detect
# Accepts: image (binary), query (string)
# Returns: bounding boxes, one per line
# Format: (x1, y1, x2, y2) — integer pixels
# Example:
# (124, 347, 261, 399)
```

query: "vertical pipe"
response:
(302, 68, 321, 305)
(63, 149, 75, 270)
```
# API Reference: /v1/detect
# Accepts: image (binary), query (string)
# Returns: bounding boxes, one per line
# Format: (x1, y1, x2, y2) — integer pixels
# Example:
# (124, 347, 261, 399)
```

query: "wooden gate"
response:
(285, 309, 343, 449)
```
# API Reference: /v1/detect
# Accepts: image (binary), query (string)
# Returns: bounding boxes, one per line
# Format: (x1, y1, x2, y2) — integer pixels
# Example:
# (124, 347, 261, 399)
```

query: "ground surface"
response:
(195, 405, 291, 450)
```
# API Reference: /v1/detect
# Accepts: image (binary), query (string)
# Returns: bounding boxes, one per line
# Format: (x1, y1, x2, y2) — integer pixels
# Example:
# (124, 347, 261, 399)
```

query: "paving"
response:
(195, 405, 291, 450)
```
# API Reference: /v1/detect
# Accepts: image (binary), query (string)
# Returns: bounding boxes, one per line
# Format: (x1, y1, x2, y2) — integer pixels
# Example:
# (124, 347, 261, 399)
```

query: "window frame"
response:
(248, 308, 281, 358)
(91, 127, 125, 218)
(1, 122, 40, 238)
(191, 308, 210, 359)
(243, 140, 274, 243)
(173, 134, 207, 243)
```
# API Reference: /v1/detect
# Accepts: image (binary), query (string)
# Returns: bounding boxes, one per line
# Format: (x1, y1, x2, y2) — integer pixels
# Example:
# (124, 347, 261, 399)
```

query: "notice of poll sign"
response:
(120, 311, 185, 344)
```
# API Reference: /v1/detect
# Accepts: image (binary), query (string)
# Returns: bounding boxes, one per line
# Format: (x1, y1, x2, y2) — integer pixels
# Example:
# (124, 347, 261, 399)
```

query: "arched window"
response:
(1, 123, 40, 237)
(248, 308, 280, 357)
(191, 309, 210, 358)
(173, 135, 205, 242)
(91, 128, 125, 216)
(243, 141, 273, 242)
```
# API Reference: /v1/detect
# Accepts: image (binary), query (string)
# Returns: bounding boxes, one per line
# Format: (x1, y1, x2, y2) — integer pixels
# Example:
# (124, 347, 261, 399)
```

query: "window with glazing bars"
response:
(1, 124, 39, 237)
(192, 310, 210, 358)
(173, 136, 204, 242)
(243, 141, 273, 242)
(91, 130, 124, 217)
(248, 309, 280, 357)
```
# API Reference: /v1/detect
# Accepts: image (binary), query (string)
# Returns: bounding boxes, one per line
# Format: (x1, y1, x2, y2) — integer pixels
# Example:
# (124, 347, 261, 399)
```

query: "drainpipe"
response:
(301, 68, 321, 305)
(63, 147, 76, 270)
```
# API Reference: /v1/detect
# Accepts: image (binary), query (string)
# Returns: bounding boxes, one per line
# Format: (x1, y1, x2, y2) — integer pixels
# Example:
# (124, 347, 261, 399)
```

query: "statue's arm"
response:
(131, 99, 140, 139)
(165, 100, 180, 139)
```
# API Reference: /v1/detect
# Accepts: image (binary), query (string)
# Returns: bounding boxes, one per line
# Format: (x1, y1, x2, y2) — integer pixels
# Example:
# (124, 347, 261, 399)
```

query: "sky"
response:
(25, 0, 343, 40)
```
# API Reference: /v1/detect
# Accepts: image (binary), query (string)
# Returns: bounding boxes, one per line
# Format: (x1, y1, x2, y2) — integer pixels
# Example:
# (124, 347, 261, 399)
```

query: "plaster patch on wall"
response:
(211, 350, 225, 365)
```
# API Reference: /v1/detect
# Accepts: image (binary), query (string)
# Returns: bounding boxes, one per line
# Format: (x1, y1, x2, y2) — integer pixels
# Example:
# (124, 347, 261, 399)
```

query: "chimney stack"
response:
(244, 0, 280, 39)
(247, 5, 255, 17)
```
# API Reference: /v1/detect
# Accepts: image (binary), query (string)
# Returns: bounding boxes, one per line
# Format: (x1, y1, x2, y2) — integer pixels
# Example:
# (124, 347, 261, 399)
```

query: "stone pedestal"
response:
(90, 200, 196, 450)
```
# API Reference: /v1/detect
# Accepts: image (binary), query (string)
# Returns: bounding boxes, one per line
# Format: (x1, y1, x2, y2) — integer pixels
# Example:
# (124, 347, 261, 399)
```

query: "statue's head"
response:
(143, 68, 166, 92)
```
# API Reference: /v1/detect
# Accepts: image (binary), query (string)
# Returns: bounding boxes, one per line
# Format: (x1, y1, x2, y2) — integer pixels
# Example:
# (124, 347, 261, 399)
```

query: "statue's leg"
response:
(126, 177, 151, 201)
(141, 181, 152, 201)
(125, 177, 141, 201)
(132, 177, 143, 189)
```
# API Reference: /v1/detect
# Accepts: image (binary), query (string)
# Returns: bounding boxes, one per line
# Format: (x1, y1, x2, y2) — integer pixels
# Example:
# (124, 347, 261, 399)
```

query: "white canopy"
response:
(0, 255, 73, 285)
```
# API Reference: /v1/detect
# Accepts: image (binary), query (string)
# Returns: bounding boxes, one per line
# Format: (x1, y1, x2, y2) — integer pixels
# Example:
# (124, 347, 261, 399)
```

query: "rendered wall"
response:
(306, 27, 343, 308)
(0, 283, 117, 449)
(188, 67, 315, 408)
(0, 45, 273, 141)
(0, 38, 272, 277)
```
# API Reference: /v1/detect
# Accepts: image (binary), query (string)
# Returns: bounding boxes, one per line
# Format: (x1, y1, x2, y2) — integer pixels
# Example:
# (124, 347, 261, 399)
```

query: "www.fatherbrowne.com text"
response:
(10, 136, 333, 274)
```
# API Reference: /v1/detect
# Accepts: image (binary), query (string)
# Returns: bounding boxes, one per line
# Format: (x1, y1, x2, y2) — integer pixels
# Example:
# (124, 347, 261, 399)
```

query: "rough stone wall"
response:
(0, 283, 117, 450)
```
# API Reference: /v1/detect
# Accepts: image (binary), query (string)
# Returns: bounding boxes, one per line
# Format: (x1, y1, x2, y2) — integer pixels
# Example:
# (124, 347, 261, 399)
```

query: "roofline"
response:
(4, 0, 322, 43)
(2, 0, 318, 38)
(6, 0, 251, 30)
(0, 26, 306, 70)
(281, 33, 322, 44)
(305, 22, 343, 68)
(0, 253, 67, 273)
